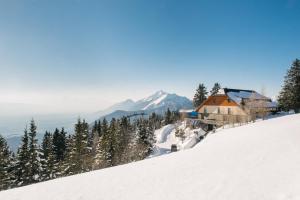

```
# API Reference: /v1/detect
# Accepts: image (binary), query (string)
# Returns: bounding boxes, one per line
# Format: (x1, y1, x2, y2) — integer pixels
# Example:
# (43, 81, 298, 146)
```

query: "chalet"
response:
(195, 88, 278, 125)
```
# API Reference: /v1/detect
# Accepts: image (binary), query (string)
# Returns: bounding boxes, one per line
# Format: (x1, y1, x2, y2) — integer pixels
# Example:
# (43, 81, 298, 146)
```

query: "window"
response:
(204, 107, 208, 114)
(218, 107, 221, 114)
(228, 108, 231, 115)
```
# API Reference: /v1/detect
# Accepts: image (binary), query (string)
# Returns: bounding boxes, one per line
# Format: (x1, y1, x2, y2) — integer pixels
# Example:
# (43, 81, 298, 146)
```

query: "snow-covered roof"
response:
(224, 88, 270, 104)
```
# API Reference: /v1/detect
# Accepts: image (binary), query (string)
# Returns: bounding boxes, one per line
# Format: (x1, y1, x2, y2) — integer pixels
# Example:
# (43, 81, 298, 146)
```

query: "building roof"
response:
(223, 88, 271, 104)
(195, 95, 238, 112)
(196, 88, 277, 111)
(203, 95, 238, 106)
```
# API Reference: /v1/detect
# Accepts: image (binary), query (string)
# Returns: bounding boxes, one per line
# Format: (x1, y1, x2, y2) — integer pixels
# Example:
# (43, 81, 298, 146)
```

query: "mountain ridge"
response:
(94, 90, 193, 121)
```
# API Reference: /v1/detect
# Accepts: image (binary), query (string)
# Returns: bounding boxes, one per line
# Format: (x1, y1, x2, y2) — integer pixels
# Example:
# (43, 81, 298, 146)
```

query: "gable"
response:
(196, 95, 238, 112)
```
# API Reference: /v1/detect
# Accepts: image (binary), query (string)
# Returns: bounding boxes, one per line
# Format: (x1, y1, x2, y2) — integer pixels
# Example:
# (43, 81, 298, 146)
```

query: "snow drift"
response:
(1, 114, 300, 200)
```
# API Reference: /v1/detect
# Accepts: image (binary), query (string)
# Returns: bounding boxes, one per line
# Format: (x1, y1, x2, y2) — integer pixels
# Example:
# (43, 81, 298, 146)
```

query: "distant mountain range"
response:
(94, 90, 193, 121)
(3, 90, 193, 152)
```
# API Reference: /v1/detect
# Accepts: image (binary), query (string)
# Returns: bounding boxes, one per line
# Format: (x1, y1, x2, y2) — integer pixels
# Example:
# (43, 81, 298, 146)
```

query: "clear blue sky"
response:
(0, 0, 299, 113)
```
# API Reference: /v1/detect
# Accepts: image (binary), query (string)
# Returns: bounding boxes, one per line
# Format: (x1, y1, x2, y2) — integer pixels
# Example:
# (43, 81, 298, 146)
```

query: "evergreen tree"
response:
(193, 83, 208, 108)
(210, 82, 221, 96)
(278, 59, 300, 113)
(171, 110, 180, 123)
(0, 135, 13, 190)
(15, 128, 30, 186)
(41, 131, 58, 180)
(164, 108, 172, 125)
(96, 120, 102, 137)
(94, 118, 109, 169)
(105, 118, 118, 167)
(27, 119, 42, 183)
(136, 119, 155, 159)
(114, 117, 132, 165)
(69, 118, 90, 174)
(52, 128, 67, 162)
(149, 112, 163, 130)
(92, 120, 102, 136)
(61, 135, 74, 176)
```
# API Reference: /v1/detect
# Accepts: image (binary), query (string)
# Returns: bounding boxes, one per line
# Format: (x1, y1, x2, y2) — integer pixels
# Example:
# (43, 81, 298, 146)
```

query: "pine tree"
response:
(106, 118, 118, 167)
(164, 108, 172, 125)
(0, 135, 13, 190)
(61, 135, 74, 176)
(52, 128, 67, 162)
(41, 131, 58, 180)
(278, 59, 300, 113)
(114, 117, 132, 165)
(136, 119, 155, 159)
(149, 112, 163, 130)
(94, 118, 109, 169)
(69, 118, 90, 174)
(27, 119, 42, 183)
(15, 128, 30, 186)
(193, 83, 208, 108)
(210, 82, 221, 96)
(94, 118, 120, 168)
(96, 120, 102, 137)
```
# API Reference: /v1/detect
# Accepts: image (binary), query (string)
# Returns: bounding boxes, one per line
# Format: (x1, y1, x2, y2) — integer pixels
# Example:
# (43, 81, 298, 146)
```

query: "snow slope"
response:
(1, 114, 300, 200)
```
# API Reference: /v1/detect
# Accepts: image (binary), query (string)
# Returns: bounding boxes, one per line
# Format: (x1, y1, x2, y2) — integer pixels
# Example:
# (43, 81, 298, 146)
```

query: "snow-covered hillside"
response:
(1, 114, 300, 200)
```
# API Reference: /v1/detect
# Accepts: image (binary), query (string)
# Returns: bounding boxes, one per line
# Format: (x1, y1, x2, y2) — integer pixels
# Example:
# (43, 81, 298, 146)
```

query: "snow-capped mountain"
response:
(96, 90, 193, 120)
(132, 90, 193, 111)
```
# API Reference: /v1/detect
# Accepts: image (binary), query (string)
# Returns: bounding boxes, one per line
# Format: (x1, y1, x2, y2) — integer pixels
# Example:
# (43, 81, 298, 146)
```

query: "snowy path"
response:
(151, 124, 176, 156)
(1, 114, 300, 200)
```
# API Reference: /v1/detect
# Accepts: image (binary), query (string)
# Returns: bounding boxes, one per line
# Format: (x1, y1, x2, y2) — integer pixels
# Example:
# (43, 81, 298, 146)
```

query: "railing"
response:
(199, 113, 253, 125)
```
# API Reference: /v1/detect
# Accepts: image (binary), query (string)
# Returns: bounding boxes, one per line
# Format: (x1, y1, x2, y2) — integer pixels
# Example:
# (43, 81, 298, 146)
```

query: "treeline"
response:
(0, 109, 179, 191)
(278, 59, 300, 113)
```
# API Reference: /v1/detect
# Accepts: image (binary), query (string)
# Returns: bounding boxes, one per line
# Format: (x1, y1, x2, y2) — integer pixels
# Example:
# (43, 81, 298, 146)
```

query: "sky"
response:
(0, 0, 299, 114)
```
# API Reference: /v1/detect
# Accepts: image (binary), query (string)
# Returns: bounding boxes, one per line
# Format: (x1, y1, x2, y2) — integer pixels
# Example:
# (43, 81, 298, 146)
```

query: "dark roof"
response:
(223, 88, 270, 103)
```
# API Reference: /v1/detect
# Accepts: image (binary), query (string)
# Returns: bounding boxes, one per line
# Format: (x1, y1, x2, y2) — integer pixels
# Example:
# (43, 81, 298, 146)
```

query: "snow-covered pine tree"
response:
(94, 118, 109, 169)
(114, 117, 133, 165)
(210, 82, 221, 96)
(145, 120, 156, 155)
(0, 135, 13, 190)
(15, 128, 30, 186)
(27, 119, 42, 183)
(93, 135, 103, 170)
(41, 131, 58, 180)
(61, 135, 74, 176)
(278, 59, 300, 113)
(69, 118, 90, 174)
(136, 119, 155, 160)
(193, 83, 208, 108)
(106, 118, 118, 167)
